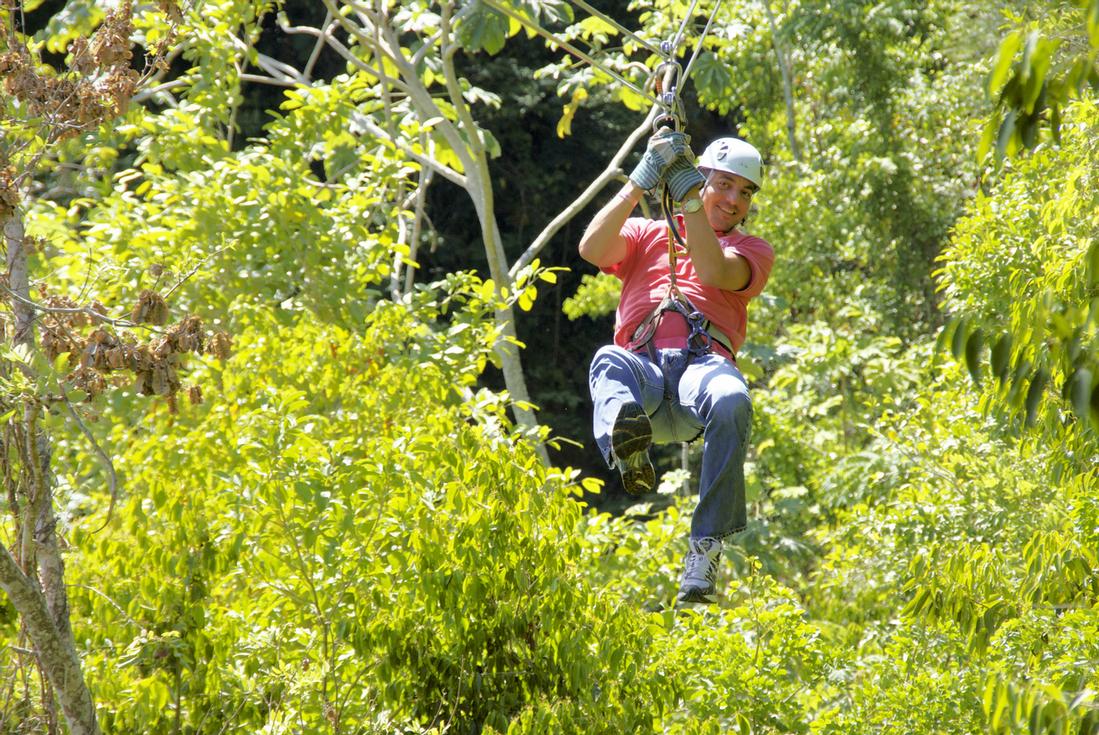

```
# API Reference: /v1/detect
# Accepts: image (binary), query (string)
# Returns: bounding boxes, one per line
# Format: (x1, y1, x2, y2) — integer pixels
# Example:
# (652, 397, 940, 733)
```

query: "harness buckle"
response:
(685, 310, 712, 356)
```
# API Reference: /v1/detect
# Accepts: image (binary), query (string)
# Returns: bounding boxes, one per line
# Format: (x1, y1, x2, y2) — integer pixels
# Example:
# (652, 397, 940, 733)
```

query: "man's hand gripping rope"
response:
(629, 126, 689, 192)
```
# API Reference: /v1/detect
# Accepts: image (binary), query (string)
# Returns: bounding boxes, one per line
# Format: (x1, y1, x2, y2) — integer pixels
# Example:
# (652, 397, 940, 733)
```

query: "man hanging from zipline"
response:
(579, 130, 773, 606)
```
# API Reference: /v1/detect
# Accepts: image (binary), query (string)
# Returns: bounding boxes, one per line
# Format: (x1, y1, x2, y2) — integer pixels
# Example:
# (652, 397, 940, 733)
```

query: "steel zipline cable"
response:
(567, 0, 662, 57)
(477, 0, 725, 124)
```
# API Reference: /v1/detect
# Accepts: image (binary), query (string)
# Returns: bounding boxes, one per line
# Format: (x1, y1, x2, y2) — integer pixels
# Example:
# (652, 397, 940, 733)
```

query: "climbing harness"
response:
(625, 211, 735, 364)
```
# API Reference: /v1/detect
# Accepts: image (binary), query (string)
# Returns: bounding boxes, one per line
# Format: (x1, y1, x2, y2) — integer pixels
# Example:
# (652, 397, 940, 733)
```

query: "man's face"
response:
(701, 171, 758, 233)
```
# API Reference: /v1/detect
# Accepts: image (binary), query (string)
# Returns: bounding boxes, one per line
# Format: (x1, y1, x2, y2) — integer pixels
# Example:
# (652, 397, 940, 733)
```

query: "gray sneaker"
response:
(677, 537, 722, 605)
(610, 403, 654, 496)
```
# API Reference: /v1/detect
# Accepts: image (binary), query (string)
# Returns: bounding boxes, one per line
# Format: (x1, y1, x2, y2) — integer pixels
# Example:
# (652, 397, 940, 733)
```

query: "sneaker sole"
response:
(611, 404, 653, 495)
(676, 587, 718, 605)
(620, 463, 655, 496)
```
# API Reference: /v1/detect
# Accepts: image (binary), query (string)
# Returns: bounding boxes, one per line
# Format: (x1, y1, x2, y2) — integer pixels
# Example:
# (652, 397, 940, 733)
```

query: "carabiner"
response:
(651, 57, 683, 132)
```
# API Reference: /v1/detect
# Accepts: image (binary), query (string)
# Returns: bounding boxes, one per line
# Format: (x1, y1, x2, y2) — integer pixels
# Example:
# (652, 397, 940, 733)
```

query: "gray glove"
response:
(629, 128, 688, 191)
(664, 154, 706, 202)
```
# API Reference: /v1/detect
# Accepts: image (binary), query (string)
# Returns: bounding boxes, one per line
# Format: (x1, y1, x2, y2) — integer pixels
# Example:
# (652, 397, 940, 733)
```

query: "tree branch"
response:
(302, 10, 336, 82)
(0, 286, 141, 330)
(298, 18, 413, 97)
(404, 159, 434, 295)
(163, 242, 236, 300)
(5, 214, 34, 347)
(239, 73, 299, 88)
(331, 0, 473, 172)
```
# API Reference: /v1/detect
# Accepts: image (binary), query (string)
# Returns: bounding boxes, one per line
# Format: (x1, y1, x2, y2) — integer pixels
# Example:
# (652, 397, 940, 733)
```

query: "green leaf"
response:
(904, 587, 931, 617)
(1069, 367, 1093, 424)
(965, 328, 984, 385)
(37, 0, 103, 54)
(457, 1, 510, 55)
(936, 317, 960, 353)
(1019, 30, 1039, 85)
(1023, 39, 1058, 113)
(990, 333, 1013, 383)
(950, 316, 970, 359)
(692, 52, 734, 101)
(532, 0, 574, 25)
(983, 676, 999, 718)
(977, 115, 999, 163)
(989, 30, 1024, 96)
(1089, 0, 1099, 48)
(1025, 368, 1049, 426)
(1007, 358, 1033, 406)
(996, 109, 1018, 162)
(556, 87, 587, 139)
(1029, 700, 1045, 735)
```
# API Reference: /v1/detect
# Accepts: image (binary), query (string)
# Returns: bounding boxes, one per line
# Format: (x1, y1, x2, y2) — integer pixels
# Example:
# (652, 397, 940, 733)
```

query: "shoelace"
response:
(685, 547, 717, 583)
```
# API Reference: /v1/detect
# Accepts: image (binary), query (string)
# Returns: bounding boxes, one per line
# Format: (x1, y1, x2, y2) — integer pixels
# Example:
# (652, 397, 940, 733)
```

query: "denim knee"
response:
(707, 387, 752, 432)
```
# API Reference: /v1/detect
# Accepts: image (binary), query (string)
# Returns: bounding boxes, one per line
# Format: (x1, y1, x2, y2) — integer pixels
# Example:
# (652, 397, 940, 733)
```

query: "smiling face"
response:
(701, 170, 758, 234)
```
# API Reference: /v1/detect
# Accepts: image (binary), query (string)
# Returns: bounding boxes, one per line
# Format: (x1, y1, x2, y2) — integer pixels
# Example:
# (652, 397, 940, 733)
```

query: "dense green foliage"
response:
(1, 0, 1097, 733)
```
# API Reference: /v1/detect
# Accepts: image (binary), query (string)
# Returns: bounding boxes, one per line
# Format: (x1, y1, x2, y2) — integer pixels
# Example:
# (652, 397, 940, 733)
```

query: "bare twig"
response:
(239, 73, 299, 88)
(323, 0, 472, 172)
(68, 584, 140, 629)
(291, 11, 413, 97)
(254, 52, 305, 84)
(763, 1, 801, 162)
(2, 644, 35, 656)
(62, 395, 119, 534)
(303, 10, 336, 82)
(163, 242, 236, 300)
(404, 160, 434, 294)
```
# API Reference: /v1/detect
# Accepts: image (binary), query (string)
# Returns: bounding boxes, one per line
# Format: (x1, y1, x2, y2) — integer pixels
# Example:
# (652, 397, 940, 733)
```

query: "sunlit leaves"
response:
(556, 86, 587, 138)
(562, 272, 621, 320)
(939, 100, 1099, 431)
(980, 2, 1099, 163)
(35, 0, 103, 53)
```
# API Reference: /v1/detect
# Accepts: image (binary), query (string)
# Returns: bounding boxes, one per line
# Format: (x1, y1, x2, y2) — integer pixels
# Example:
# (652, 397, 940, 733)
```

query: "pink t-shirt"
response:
(601, 217, 774, 355)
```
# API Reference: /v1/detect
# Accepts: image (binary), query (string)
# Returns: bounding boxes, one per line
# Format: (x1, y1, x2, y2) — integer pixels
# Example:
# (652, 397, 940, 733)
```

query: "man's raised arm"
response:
(578, 182, 643, 268)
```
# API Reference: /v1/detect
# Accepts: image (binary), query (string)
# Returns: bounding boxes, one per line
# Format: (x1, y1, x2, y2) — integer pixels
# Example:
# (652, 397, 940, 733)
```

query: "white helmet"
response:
(697, 137, 763, 188)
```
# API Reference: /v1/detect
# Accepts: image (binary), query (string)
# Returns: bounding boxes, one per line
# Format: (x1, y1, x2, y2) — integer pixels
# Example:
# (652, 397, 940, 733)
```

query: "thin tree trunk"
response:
(509, 108, 658, 279)
(472, 182, 550, 466)
(403, 164, 433, 295)
(764, 1, 801, 162)
(0, 548, 99, 735)
(3, 213, 100, 734)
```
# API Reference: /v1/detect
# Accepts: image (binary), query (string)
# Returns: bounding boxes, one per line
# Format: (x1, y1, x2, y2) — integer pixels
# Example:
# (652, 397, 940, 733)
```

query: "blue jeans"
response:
(588, 345, 753, 539)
